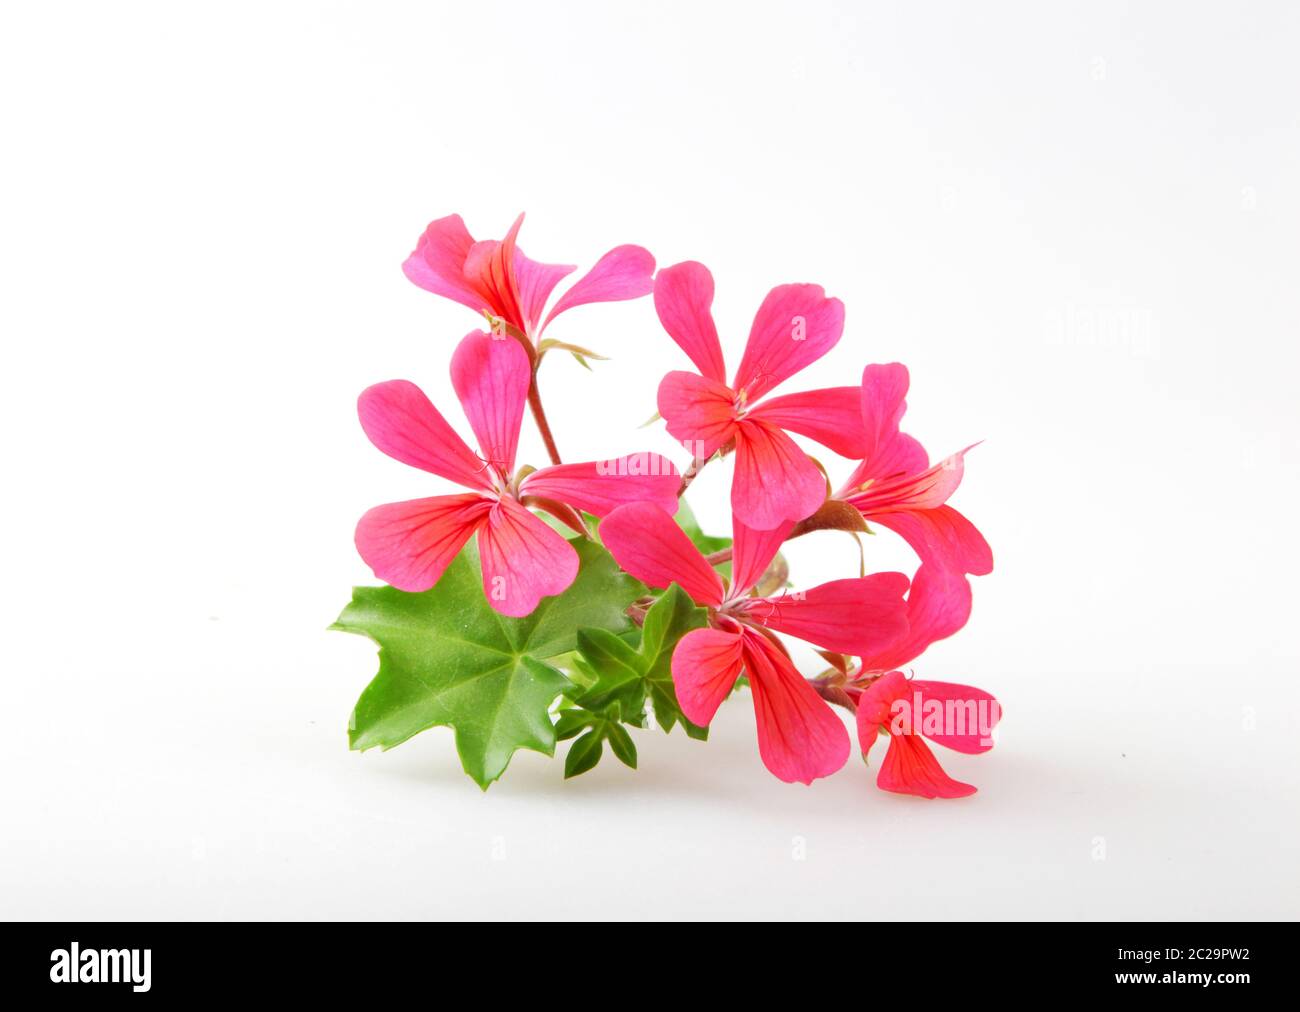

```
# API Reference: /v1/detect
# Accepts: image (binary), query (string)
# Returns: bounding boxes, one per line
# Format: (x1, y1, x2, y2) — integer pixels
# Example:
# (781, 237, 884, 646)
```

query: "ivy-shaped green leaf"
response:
(557, 700, 640, 778)
(332, 538, 644, 789)
(573, 583, 710, 742)
(604, 722, 638, 768)
(638, 583, 711, 739)
(573, 629, 648, 718)
(564, 729, 604, 778)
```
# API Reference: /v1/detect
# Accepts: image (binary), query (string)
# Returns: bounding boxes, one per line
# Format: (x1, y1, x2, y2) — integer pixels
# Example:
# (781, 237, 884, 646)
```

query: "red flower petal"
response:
(513, 249, 575, 335)
(732, 284, 844, 402)
(731, 418, 826, 530)
(400, 214, 482, 312)
(599, 503, 725, 607)
(476, 497, 579, 617)
(657, 370, 738, 462)
(858, 363, 913, 471)
(742, 631, 850, 784)
(860, 565, 974, 672)
(870, 504, 994, 577)
(652, 260, 727, 384)
(910, 679, 1001, 755)
(355, 494, 492, 592)
(463, 212, 526, 329)
(521, 455, 679, 518)
(748, 385, 867, 460)
(856, 669, 908, 750)
(357, 379, 492, 491)
(670, 627, 745, 726)
(543, 245, 656, 331)
(729, 519, 794, 596)
(851, 450, 969, 513)
(748, 572, 910, 657)
(876, 730, 977, 799)
(449, 331, 530, 482)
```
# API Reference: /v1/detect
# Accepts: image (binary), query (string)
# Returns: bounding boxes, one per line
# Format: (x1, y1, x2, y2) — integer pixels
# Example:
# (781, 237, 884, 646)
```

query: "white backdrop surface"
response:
(2, 0, 1297, 919)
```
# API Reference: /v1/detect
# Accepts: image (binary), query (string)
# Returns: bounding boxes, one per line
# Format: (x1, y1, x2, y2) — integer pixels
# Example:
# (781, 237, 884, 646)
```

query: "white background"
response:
(2, 0, 1297, 920)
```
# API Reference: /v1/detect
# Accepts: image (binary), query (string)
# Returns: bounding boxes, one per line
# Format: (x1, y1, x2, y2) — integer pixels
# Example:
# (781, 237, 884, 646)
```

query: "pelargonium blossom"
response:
(599, 501, 910, 784)
(402, 212, 655, 342)
(845, 564, 1000, 798)
(832, 363, 992, 577)
(653, 260, 867, 531)
(355, 331, 678, 617)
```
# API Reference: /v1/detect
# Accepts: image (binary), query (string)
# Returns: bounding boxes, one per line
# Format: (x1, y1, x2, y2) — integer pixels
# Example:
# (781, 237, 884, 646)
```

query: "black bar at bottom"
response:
(0, 921, 1277, 998)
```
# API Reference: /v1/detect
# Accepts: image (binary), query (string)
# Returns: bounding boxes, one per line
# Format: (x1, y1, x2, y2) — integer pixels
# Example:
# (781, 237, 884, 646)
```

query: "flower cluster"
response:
(344, 212, 1000, 799)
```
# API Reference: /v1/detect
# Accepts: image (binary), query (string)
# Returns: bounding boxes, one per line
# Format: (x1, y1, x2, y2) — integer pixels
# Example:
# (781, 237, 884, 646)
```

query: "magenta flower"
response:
(402, 212, 656, 341)
(600, 502, 910, 784)
(355, 332, 679, 617)
(653, 261, 864, 531)
(834, 363, 992, 576)
(849, 565, 1001, 798)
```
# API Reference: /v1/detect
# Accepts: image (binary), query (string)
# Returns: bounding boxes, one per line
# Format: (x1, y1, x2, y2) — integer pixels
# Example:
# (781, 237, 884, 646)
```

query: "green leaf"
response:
(554, 708, 596, 742)
(606, 723, 638, 768)
(574, 627, 647, 717)
(640, 584, 711, 739)
(564, 729, 604, 778)
(575, 583, 709, 740)
(332, 538, 643, 789)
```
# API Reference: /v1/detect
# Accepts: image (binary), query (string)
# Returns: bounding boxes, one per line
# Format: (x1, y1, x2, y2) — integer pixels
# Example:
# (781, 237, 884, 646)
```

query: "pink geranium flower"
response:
(834, 363, 993, 576)
(402, 212, 655, 341)
(653, 261, 864, 531)
(849, 565, 1000, 798)
(600, 502, 910, 784)
(355, 332, 679, 617)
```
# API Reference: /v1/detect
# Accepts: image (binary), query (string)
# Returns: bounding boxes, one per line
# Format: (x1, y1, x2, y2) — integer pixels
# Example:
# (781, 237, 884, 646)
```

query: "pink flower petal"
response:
(856, 669, 908, 749)
(742, 631, 850, 784)
(859, 362, 910, 462)
(521, 455, 679, 517)
(876, 731, 977, 799)
(748, 572, 910, 657)
(542, 245, 656, 331)
(839, 363, 932, 485)
(869, 505, 994, 577)
(449, 331, 531, 482)
(841, 441, 993, 578)
(732, 284, 844, 402)
(731, 418, 826, 530)
(859, 565, 973, 672)
(513, 249, 575, 335)
(358, 379, 493, 491)
(651, 261, 726, 384)
(463, 212, 526, 329)
(856, 670, 978, 797)
(355, 494, 492, 592)
(850, 450, 969, 513)
(670, 627, 745, 726)
(747, 386, 867, 459)
(837, 431, 929, 493)
(729, 519, 794, 596)
(599, 503, 725, 606)
(657, 370, 738, 461)
(476, 496, 579, 617)
(400, 214, 482, 312)
(910, 679, 1001, 754)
